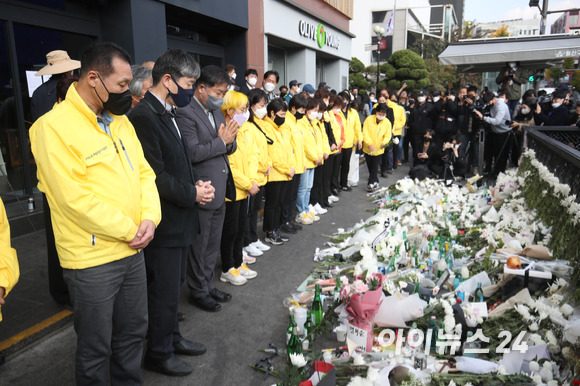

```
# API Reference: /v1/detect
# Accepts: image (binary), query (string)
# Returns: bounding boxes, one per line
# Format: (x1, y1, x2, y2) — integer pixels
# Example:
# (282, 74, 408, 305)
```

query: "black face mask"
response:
(95, 73, 132, 115)
(424, 137, 431, 142)
(274, 115, 285, 126)
(294, 111, 305, 120)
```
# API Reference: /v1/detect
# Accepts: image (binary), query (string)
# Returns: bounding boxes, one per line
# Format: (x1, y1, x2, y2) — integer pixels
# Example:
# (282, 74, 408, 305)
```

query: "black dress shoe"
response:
(144, 355, 193, 376)
(177, 312, 185, 322)
(173, 336, 206, 356)
(341, 186, 352, 191)
(209, 288, 232, 303)
(280, 223, 297, 234)
(189, 295, 221, 312)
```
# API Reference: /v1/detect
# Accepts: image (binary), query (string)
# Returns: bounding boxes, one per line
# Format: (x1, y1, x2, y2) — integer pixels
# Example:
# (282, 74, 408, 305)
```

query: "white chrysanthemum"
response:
(545, 330, 558, 345)
(529, 361, 540, 372)
(353, 355, 365, 366)
(529, 322, 539, 331)
(562, 346, 572, 358)
(560, 304, 574, 318)
(540, 367, 553, 382)
(531, 374, 543, 385)
(542, 361, 553, 371)
(547, 381, 558, 386)
(289, 353, 307, 368)
(496, 364, 507, 375)
(448, 381, 457, 386)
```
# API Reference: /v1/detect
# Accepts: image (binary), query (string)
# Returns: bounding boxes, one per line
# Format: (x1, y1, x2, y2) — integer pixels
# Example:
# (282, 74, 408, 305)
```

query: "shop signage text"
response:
(298, 20, 340, 50)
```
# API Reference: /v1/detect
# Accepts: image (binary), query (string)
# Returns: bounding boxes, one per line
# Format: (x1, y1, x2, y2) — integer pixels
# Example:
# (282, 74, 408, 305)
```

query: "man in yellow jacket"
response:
(362, 103, 392, 191)
(30, 43, 161, 385)
(0, 198, 19, 366)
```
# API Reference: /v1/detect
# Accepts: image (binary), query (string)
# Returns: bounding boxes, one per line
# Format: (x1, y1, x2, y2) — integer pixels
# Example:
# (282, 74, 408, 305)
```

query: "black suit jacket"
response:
(239, 83, 253, 96)
(129, 92, 199, 247)
(175, 96, 236, 210)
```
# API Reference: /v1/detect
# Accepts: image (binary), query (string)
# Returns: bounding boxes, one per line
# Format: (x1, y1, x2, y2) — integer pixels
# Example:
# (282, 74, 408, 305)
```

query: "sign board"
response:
(365, 44, 378, 51)
(378, 39, 387, 50)
(346, 322, 368, 353)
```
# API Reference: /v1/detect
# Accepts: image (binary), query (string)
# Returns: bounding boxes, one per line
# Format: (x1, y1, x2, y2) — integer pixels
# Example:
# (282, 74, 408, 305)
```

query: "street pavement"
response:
(0, 160, 410, 386)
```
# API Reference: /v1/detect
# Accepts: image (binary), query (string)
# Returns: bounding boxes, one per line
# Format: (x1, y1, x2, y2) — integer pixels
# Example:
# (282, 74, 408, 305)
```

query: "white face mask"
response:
(264, 82, 275, 92)
(376, 115, 386, 121)
(308, 111, 318, 120)
(370, 97, 377, 103)
(253, 106, 267, 119)
(433, 97, 440, 103)
(248, 77, 257, 87)
(521, 108, 531, 115)
(231, 73, 237, 79)
(417, 96, 426, 103)
(552, 102, 561, 109)
(332, 108, 341, 114)
(310, 93, 315, 98)
(296, 86, 301, 93)
(509, 62, 516, 68)
(317, 112, 323, 120)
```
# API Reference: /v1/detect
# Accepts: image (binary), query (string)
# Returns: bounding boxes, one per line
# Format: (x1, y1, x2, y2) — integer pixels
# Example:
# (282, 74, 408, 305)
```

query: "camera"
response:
(507, 68, 515, 79)
(537, 94, 552, 105)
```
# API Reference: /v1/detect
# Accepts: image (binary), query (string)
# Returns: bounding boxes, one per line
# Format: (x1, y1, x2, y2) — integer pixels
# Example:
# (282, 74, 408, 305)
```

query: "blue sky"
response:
(464, 0, 575, 25)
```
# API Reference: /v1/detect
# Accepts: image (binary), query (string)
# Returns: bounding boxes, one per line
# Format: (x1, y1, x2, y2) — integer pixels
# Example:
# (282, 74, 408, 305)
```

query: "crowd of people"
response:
(1, 43, 578, 385)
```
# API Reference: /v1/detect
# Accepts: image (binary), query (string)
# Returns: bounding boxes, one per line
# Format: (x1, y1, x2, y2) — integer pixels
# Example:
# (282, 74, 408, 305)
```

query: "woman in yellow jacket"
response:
(362, 103, 392, 192)
(242, 89, 273, 257)
(261, 99, 296, 244)
(336, 91, 362, 191)
(280, 94, 309, 229)
(295, 98, 323, 224)
(219, 91, 259, 284)
(325, 95, 344, 198)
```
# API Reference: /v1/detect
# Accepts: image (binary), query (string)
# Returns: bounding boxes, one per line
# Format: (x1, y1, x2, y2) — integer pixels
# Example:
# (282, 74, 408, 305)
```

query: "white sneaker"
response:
(237, 263, 258, 279)
(296, 211, 313, 224)
(220, 268, 247, 285)
(244, 244, 263, 257)
(313, 203, 328, 215)
(308, 211, 320, 222)
(329, 195, 339, 203)
(253, 239, 271, 251)
(243, 251, 256, 265)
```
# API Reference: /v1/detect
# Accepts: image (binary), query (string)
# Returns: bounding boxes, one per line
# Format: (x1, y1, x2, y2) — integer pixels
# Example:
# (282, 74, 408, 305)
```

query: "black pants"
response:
(145, 245, 187, 361)
(483, 129, 494, 172)
(491, 131, 512, 177)
(403, 131, 413, 161)
(281, 174, 300, 224)
(245, 187, 264, 246)
(44, 194, 71, 306)
(380, 145, 393, 173)
(365, 154, 380, 185)
(264, 181, 285, 232)
(310, 165, 324, 206)
(339, 147, 353, 188)
(412, 135, 425, 160)
(330, 152, 342, 191)
(321, 157, 333, 203)
(221, 198, 248, 272)
(392, 135, 401, 167)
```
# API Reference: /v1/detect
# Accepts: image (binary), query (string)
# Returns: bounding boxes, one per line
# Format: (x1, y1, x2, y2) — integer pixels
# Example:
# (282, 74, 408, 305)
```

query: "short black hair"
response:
(196, 65, 229, 88)
(245, 68, 258, 77)
(289, 94, 307, 111)
(496, 90, 506, 98)
(247, 88, 267, 123)
(338, 91, 350, 102)
(467, 85, 478, 94)
(267, 98, 287, 116)
(152, 49, 200, 86)
(80, 42, 131, 78)
(374, 103, 388, 114)
(306, 98, 320, 111)
(263, 70, 279, 84)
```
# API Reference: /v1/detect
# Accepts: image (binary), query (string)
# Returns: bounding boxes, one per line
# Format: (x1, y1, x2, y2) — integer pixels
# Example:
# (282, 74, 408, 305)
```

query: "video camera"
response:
(507, 68, 515, 79)
(537, 94, 553, 106)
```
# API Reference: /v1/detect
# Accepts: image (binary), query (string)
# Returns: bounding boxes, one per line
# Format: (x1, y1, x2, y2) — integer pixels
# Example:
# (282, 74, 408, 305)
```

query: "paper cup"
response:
(293, 307, 307, 336)
(336, 325, 347, 342)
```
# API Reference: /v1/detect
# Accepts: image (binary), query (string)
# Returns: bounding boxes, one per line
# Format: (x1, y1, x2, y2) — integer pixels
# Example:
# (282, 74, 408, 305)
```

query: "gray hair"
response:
(151, 49, 200, 86)
(129, 65, 152, 97)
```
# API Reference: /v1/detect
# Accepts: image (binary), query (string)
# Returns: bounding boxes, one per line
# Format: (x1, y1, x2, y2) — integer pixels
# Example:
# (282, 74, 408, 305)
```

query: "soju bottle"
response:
(474, 282, 484, 303)
(427, 316, 438, 352)
(287, 324, 302, 356)
(302, 311, 313, 350)
(403, 231, 409, 259)
(286, 314, 296, 344)
(437, 321, 446, 355)
(333, 279, 341, 302)
(311, 284, 323, 325)
(412, 246, 419, 268)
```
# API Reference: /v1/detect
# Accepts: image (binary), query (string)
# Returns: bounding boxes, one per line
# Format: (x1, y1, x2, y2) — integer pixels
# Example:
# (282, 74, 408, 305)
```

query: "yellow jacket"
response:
(297, 116, 321, 169)
(263, 117, 294, 182)
(281, 113, 306, 174)
(228, 123, 258, 201)
(0, 199, 18, 322)
(326, 111, 342, 155)
(362, 115, 392, 156)
(314, 119, 330, 165)
(387, 100, 406, 136)
(30, 84, 161, 270)
(337, 108, 361, 149)
(244, 118, 272, 186)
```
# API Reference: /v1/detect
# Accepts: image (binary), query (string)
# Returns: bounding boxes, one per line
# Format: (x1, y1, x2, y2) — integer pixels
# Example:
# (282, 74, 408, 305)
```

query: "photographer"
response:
(474, 91, 511, 178)
(457, 86, 485, 174)
(496, 61, 528, 116)
(409, 129, 440, 180)
(535, 89, 568, 126)
(434, 90, 459, 147)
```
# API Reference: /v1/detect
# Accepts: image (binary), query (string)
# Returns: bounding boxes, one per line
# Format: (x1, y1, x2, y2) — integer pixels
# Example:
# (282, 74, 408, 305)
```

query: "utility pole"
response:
(540, 0, 549, 34)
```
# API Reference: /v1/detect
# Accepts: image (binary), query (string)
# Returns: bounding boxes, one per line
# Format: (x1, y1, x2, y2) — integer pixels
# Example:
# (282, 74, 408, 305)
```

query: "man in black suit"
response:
(175, 66, 238, 312)
(239, 68, 258, 95)
(129, 49, 215, 376)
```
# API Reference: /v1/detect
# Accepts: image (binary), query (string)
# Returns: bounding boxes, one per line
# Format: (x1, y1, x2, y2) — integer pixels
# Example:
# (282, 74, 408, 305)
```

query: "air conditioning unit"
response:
(572, 29, 580, 35)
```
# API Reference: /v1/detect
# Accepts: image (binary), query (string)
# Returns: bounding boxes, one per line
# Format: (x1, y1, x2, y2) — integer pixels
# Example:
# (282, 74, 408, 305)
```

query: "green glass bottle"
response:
(474, 282, 484, 303)
(311, 284, 323, 325)
(427, 315, 438, 352)
(412, 246, 419, 267)
(286, 314, 296, 344)
(333, 278, 341, 302)
(287, 324, 302, 356)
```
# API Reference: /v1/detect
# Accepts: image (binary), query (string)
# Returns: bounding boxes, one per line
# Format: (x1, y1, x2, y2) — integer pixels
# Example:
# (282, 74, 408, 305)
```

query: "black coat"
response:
(408, 102, 436, 136)
(434, 99, 459, 138)
(129, 91, 200, 247)
(535, 104, 569, 126)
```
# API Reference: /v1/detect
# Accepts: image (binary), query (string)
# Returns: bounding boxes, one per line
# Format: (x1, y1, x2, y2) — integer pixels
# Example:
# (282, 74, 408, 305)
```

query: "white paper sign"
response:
(26, 71, 48, 98)
(346, 322, 368, 353)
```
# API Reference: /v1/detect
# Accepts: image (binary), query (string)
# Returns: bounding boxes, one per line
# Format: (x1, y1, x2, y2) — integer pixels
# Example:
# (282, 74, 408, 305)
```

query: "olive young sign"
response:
(298, 20, 340, 49)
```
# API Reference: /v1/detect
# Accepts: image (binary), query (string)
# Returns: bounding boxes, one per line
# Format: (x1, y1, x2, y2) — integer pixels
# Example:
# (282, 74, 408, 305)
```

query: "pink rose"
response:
(352, 280, 369, 294)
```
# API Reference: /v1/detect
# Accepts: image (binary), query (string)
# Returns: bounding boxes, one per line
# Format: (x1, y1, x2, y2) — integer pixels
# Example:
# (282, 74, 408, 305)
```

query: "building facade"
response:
(0, 0, 249, 232)
(475, 17, 541, 38)
(246, 0, 354, 92)
(551, 11, 580, 34)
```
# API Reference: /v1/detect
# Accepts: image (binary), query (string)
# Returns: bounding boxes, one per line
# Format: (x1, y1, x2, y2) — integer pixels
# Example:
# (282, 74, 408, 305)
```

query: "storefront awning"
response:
(439, 35, 580, 72)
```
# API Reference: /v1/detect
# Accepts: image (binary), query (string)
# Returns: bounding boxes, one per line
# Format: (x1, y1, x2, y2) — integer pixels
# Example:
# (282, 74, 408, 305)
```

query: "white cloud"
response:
(502, 7, 540, 21)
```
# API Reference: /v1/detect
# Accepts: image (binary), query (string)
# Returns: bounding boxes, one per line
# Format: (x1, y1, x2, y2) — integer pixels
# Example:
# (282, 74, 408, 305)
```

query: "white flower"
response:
(497, 364, 507, 375)
(545, 330, 558, 345)
(448, 381, 457, 386)
(353, 355, 365, 365)
(547, 381, 558, 386)
(540, 367, 553, 382)
(560, 304, 574, 318)
(323, 351, 333, 363)
(529, 322, 539, 331)
(531, 374, 543, 385)
(289, 353, 307, 368)
(562, 346, 572, 359)
(542, 361, 553, 371)
(529, 361, 540, 372)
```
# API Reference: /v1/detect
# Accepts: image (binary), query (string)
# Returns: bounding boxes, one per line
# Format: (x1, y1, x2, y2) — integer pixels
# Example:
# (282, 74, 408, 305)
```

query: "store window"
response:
(268, 46, 286, 89)
(372, 11, 387, 24)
